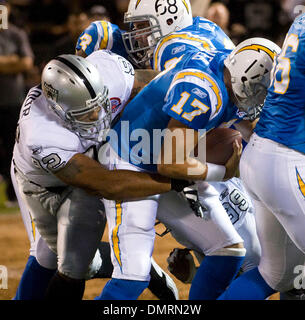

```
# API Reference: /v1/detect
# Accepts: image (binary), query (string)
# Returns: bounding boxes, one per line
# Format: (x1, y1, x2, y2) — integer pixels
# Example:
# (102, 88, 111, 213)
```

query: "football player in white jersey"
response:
(12, 51, 190, 300)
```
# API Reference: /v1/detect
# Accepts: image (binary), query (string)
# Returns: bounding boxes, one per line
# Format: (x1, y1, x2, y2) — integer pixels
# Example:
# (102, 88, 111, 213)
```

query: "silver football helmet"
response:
(41, 54, 111, 141)
(224, 38, 281, 120)
(122, 0, 193, 67)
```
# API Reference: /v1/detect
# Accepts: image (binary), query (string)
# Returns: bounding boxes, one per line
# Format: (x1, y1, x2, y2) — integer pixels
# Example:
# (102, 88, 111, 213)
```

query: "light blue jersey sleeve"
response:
(76, 20, 128, 58)
(162, 68, 224, 131)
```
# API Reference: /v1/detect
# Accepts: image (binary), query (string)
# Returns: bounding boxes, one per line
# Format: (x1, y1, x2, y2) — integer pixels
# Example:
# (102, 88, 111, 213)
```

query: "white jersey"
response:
(13, 50, 134, 187)
(86, 50, 135, 120)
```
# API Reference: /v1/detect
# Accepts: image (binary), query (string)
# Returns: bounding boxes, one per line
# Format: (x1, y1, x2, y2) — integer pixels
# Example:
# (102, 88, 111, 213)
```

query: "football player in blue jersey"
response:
(122, 0, 235, 70)
(217, 13, 305, 300)
(75, 0, 235, 71)
(95, 36, 280, 300)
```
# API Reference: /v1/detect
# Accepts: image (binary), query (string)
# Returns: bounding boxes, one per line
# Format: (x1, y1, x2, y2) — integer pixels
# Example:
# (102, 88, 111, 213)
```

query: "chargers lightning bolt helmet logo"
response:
(236, 44, 276, 61)
(135, 0, 142, 9)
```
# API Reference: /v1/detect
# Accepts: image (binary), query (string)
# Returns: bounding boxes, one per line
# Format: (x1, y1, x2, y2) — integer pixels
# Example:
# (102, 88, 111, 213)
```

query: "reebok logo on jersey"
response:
(172, 45, 186, 55)
(31, 146, 42, 155)
(191, 88, 207, 99)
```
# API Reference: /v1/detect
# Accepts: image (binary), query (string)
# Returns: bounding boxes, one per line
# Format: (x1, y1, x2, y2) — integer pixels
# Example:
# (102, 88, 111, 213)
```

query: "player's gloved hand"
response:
(182, 185, 208, 219)
(224, 139, 243, 180)
(167, 248, 197, 284)
(171, 179, 193, 192)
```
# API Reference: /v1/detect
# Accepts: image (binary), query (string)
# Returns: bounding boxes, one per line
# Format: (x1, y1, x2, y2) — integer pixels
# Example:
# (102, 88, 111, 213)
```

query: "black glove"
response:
(167, 248, 197, 284)
(171, 179, 193, 192)
(182, 186, 208, 219)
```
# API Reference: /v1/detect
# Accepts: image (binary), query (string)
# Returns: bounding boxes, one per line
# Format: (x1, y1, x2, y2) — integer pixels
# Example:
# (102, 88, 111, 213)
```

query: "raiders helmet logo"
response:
(43, 82, 59, 102)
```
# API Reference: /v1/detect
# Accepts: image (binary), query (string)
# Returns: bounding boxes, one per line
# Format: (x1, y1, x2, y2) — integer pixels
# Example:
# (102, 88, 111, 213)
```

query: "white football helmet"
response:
(122, 0, 193, 67)
(224, 37, 281, 120)
(41, 54, 111, 142)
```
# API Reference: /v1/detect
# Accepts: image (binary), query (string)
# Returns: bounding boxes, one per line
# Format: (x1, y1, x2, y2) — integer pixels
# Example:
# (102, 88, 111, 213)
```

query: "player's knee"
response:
(225, 242, 245, 249)
(36, 237, 57, 270)
(210, 243, 246, 257)
(127, 215, 156, 232)
(58, 262, 88, 280)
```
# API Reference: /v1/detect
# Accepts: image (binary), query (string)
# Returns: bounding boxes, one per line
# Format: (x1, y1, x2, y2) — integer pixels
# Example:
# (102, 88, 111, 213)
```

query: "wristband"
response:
(205, 163, 226, 181)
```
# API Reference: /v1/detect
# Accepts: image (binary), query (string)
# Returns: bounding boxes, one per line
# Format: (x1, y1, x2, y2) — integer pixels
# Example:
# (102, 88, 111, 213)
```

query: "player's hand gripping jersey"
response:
(112, 48, 244, 172)
(152, 17, 235, 71)
(255, 13, 305, 154)
(76, 21, 128, 59)
(13, 51, 134, 187)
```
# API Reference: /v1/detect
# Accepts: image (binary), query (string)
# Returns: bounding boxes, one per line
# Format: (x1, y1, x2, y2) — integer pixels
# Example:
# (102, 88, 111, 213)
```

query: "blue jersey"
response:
(152, 17, 235, 71)
(112, 49, 243, 172)
(75, 20, 128, 59)
(255, 14, 305, 154)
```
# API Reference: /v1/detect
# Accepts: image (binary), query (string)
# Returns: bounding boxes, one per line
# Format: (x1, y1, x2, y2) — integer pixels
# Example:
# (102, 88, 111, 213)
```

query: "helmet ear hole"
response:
(166, 18, 174, 26)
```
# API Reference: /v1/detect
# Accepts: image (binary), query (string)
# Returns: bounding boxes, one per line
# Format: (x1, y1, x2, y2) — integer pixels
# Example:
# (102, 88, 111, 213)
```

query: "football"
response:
(205, 128, 243, 165)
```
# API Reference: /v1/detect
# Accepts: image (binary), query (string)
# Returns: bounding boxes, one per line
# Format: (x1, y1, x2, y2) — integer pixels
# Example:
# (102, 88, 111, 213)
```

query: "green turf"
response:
(0, 180, 19, 214)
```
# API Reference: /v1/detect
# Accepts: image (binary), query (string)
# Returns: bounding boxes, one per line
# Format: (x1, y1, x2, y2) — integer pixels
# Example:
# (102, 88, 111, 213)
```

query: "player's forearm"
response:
(157, 157, 208, 180)
(55, 153, 172, 200)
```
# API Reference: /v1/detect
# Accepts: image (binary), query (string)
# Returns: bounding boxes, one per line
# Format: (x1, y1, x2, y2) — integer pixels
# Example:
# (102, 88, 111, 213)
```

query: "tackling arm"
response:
(54, 153, 176, 200)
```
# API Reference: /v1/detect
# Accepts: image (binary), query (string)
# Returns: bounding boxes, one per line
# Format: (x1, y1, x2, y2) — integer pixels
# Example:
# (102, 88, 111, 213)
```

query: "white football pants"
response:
(240, 133, 305, 291)
(102, 146, 244, 282)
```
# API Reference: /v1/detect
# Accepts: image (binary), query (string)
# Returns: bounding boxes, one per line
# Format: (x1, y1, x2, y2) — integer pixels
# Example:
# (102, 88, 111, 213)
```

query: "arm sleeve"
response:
(76, 21, 125, 56)
(30, 146, 78, 173)
(76, 22, 100, 56)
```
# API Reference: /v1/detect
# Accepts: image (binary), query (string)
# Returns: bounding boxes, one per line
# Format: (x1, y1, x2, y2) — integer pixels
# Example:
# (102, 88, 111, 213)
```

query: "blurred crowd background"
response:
(0, 0, 304, 206)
